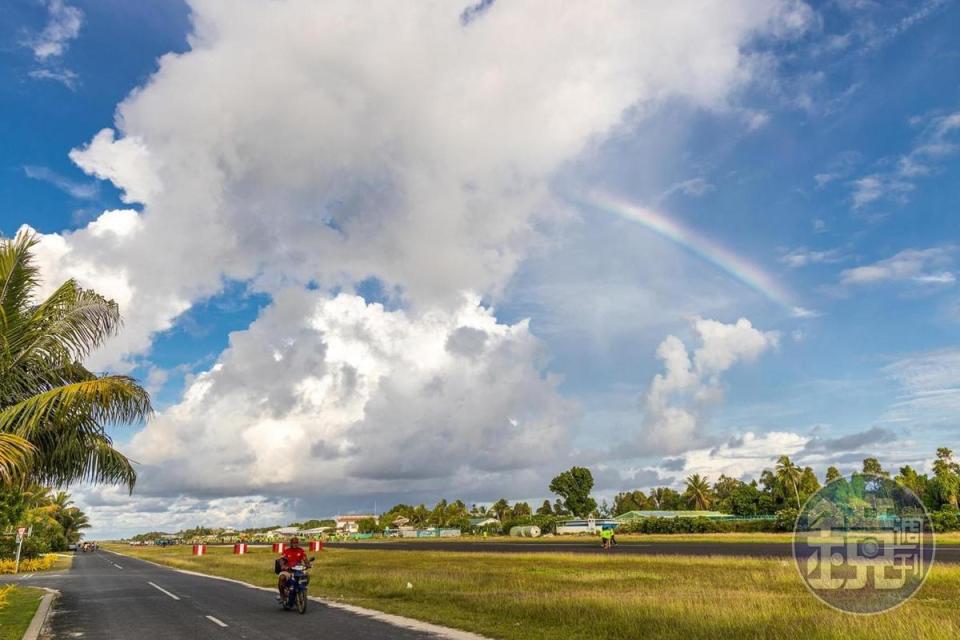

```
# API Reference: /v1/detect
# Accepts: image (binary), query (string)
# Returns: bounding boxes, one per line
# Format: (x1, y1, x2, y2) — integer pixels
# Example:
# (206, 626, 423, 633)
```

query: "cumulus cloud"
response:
(662, 431, 807, 482)
(840, 247, 955, 286)
(634, 317, 779, 455)
(25, 1, 815, 520)
(33, 0, 812, 371)
(126, 290, 573, 498)
(75, 486, 293, 539)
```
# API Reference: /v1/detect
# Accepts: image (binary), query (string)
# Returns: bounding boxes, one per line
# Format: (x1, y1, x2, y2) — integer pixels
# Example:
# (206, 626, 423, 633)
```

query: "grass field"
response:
(108, 543, 960, 639)
(0, 586, 44, 640)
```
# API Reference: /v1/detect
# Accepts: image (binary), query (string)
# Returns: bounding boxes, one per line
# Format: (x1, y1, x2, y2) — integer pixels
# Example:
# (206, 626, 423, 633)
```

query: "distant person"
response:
(600, 527, 614, 550)
(276, 537, 311, 601)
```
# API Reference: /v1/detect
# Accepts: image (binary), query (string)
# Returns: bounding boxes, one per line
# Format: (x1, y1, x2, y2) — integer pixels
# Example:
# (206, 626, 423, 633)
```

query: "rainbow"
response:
(584, 192, 813, 318)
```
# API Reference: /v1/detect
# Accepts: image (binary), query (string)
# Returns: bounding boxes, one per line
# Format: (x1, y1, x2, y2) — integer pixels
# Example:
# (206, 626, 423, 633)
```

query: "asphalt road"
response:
(5, 551, 445, 639)
(325, 540, 960, 563)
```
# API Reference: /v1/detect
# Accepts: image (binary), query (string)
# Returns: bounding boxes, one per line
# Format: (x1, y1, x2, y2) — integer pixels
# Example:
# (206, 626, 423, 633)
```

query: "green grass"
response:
(0, 587, 44, 640)
(107, 543, 960, 639)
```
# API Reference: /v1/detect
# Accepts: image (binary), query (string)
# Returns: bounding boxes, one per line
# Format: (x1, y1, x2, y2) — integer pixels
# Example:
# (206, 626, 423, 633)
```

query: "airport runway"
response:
(325, 539, 960, 562)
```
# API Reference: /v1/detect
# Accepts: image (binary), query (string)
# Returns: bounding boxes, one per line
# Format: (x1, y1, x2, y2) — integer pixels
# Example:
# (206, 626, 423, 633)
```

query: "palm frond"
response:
(0, 376, 153, 438)
(0, 433, 34, 484)
(10, 282, 122, 366)
(0, 231, 41, 328)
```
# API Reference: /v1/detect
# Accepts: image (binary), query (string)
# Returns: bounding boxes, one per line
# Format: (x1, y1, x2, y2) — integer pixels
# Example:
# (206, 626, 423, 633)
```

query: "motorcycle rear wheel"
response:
(296, 590, 307, 614)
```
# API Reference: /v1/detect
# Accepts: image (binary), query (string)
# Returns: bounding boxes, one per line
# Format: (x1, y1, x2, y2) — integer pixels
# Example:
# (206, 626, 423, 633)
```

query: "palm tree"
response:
(683, 474, 712, 510)
(775, 455, 802, 509)
(57, 506, 90, 545)
(0, 233, 152, 489)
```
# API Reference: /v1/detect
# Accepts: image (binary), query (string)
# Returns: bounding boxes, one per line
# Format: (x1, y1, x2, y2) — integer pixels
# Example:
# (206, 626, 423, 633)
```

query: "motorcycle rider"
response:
(277, 537, 312, 601)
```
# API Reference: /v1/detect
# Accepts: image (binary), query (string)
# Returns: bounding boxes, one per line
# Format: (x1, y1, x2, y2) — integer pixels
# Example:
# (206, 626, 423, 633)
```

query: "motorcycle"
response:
(278, 556, 315, 614)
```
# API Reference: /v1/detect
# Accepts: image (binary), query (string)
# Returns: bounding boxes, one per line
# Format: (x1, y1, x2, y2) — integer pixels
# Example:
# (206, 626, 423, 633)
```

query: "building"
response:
(556, 518, 618, 534)
(335, 514, 378, 533)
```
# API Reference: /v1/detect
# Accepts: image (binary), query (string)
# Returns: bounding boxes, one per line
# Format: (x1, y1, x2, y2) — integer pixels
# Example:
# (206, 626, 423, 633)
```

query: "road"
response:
(325, 540, 960, 562)
(5, 551, 458, 639)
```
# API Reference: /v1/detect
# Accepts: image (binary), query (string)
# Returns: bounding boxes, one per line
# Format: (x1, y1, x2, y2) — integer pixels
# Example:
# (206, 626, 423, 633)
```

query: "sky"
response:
(2, 0, 959, 538)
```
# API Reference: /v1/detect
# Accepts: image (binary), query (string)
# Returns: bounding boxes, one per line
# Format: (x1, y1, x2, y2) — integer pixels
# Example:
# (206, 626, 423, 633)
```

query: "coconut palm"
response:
(0, 232, 152, 489)
(683, 474, 712, 510)
(775, 455, 802, 510)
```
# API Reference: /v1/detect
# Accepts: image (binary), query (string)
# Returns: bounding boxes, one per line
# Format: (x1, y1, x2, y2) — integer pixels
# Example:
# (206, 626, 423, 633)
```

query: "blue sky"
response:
(3, 0, 960, 536)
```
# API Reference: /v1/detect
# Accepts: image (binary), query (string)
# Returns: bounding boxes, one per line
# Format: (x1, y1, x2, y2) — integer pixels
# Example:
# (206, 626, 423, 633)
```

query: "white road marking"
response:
(21, 574, 33, 580)
(205, 615, 228, 627)
(113, 563, 123, 569)
(116, 551, 491, 640)
(147, 581, 180, 600)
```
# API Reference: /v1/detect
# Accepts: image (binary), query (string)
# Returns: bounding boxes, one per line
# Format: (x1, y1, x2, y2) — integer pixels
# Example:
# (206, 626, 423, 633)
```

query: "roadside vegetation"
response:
(0, 585, 45, 640)
(0, 233, 152, 558)
(111, 543, 960, 639)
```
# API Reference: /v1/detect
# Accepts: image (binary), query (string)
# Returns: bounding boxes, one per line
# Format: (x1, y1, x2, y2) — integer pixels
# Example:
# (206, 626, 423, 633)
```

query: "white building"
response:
(335, 514, 378, 533)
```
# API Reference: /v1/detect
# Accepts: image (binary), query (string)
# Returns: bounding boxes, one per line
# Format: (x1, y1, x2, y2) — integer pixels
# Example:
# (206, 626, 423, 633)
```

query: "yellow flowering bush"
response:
(0, 554, 57, 574)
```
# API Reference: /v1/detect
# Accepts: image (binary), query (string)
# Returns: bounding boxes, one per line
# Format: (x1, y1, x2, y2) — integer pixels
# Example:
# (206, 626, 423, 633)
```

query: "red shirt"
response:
(282, 546, 306, 568)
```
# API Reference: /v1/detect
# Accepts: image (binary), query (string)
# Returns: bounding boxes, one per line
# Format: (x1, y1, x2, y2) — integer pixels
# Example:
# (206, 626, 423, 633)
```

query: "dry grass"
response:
(108, 543, 960, 639)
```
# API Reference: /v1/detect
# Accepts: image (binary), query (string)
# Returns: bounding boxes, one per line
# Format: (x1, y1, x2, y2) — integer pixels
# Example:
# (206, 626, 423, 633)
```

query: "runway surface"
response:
(325, 539, 960, 562)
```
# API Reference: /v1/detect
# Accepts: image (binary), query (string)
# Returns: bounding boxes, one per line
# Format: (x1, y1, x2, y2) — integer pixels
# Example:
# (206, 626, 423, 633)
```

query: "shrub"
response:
(930, 509, 960, 532)
(0, 536, 47, 560)
(0, 554, 57, 574)
(773, 508, 798, 532)
(617, 516, 777, 535)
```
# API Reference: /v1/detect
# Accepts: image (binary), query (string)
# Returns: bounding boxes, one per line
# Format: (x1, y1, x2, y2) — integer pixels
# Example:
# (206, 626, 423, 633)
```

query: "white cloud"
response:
(75, 487, 294, 539)
(69, 130, 161, 205)
(125, 290, 574, 498)
(33, 0, 811, 371)
(658, 177, 715, 202)
(636, 317, 779, 454)
(849, 110, 960, 210)
(23, 1, 814, 513)
(23, 0, 83, 89)
(27, 67, 79, 90)
(780, 247, 846, 268)
(850, 174, 913, 209)
(664, 431, 808, 482)
(880, 348, 960, 428)
(840, 247, 955, 286)
(28, 0, 83, 60)
(22, 165, 97, 199)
